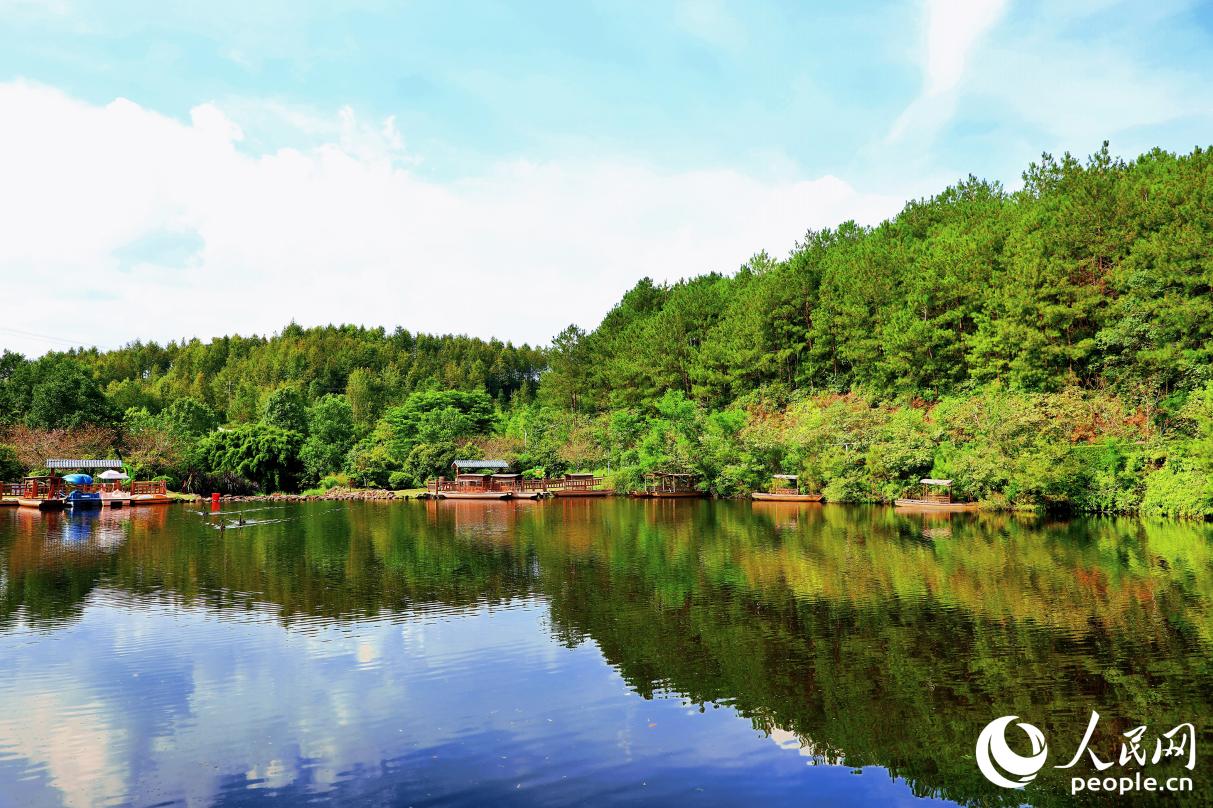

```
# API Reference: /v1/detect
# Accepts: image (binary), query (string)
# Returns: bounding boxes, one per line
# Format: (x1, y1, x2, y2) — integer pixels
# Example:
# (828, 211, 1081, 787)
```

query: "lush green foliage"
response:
(299, 395, 356, 486)
(0, 352, 115, 429)
(194, 423, 304, 493)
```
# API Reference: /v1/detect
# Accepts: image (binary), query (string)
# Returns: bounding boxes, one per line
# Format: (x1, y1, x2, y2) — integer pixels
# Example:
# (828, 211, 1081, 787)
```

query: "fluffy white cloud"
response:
(0, 81, 901, 355)
(887, 0, 1008, 142)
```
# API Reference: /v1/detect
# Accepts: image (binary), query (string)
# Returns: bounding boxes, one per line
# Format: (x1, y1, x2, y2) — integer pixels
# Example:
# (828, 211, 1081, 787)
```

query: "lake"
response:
(1, 500, 1210, 806)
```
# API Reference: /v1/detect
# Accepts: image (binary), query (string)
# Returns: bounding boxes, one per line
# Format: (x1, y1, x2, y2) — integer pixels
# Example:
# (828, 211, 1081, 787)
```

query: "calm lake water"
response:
(1, 500, 1210, 807)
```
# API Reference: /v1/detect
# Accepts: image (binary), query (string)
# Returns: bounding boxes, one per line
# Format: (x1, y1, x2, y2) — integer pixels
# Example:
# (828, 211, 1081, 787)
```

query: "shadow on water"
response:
(1, 500, 1211, 806)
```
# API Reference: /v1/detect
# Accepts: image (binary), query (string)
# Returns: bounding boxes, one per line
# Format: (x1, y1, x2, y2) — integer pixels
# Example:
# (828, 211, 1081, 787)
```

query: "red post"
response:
(210, 492, 221, 512)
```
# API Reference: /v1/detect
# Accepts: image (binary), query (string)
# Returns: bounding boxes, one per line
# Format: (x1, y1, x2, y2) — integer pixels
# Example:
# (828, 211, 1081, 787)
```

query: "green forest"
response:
(2, 143, 1212, 516)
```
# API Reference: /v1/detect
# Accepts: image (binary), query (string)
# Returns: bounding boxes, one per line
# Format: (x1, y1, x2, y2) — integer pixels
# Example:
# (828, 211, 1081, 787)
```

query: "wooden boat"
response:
(752, 474, 823, 502)
(893, 499, 981, 512)
(129, 480, 172, 505)
(99, 473, 131, 508)
(18, 476, 66, 510)
(752, 491, 823, 502)
(1, 481, 21, 506)
(894, 479, 979, 512)
(100, 487, 131, 508)
(552, 473, 613, 497)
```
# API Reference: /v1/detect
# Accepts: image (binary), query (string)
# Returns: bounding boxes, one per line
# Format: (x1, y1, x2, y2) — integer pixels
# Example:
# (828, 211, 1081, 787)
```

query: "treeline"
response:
(543, 144, 1212, 409)
(2, 144, 1212, 515)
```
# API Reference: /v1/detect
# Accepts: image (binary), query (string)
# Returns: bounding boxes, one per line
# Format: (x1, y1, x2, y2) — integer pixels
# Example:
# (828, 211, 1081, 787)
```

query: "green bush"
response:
(1141, 460, 1213, 519)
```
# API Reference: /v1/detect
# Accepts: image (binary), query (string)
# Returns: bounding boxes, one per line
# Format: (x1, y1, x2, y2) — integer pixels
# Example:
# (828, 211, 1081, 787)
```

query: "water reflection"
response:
(1, 501, 1211, 806)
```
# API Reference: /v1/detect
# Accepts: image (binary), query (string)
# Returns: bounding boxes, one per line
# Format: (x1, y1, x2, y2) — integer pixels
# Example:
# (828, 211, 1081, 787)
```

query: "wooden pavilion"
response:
(429, 460, 515, 500)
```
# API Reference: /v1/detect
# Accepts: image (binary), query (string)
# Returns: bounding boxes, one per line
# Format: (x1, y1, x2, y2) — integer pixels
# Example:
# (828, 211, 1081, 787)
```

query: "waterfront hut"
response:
(751, 474, 823, 503)
(429, 460, 514, 500)
(894, 478, 980, 512)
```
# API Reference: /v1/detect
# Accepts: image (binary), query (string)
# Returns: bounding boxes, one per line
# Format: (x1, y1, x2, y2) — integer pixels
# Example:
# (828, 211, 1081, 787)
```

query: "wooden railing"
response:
(427, 475, 608, 496)
(2, 482, 24, 497)
(131, 480, 167, 495)
(559, 476, 604, 491)
(429, 477, 553, 494)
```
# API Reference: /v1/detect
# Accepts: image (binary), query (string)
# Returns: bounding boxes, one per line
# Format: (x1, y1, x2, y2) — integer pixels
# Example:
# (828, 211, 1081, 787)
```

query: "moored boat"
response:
(751, 474, 823, 502)
(98, 468, 132, 508)
(1, 481, 21, 507)
(17, 475, 66, 510)
(63, 473, 103, 508)
(129, 479, 172, 505)
(894, 479, 980, 512)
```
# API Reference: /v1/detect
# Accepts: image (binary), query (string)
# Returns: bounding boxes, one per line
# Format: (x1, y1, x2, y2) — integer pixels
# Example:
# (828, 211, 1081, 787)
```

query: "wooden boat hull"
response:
(553, 489, 614, 497)
(0, 498, 17, 507)
(130, 494, 173, 506)
(437, 491, 513, 500)
(103, 496, 131, 508)
(752, 492, 823, 502)
(894, 499, 981, 512)
(508, 491, 544, 500)
(648, 491, 704, 499)
(18, 497, 65, 510)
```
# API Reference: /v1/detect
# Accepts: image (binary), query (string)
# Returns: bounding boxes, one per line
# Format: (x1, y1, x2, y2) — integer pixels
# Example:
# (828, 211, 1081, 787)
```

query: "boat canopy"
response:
(920, 478, 953, 486)
(773, 474, 799, 480)
(98, 469, 130, 480)
(46, 458, 123, 470)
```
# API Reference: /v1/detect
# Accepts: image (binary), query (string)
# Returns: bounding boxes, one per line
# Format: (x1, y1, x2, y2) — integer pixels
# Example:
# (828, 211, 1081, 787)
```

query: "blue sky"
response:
(1, 0, 1212, 354)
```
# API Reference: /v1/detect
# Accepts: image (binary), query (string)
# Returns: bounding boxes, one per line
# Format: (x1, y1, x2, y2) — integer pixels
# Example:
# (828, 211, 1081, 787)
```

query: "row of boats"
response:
(1, 473, 173, 510)
(427, 462, 977, 511)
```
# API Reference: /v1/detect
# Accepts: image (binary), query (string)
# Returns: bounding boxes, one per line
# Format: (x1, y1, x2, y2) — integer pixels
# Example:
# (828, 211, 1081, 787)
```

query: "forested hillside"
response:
(2, 144, 1212, 515)
(542, 144, 1212, 410)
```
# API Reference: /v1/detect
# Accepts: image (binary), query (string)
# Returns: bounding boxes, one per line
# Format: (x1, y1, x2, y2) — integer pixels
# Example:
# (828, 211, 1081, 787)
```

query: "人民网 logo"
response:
(974, 712, 1196, 796)
(975, 715, 1048, 789)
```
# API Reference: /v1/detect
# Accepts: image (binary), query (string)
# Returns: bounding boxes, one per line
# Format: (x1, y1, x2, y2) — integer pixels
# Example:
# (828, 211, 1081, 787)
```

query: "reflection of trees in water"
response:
(2, 501, 1211, 805)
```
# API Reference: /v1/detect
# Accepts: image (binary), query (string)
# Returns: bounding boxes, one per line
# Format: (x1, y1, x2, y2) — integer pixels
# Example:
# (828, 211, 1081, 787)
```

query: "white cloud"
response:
(0, 81, 901, 355)
(887, 0, 1008, 142)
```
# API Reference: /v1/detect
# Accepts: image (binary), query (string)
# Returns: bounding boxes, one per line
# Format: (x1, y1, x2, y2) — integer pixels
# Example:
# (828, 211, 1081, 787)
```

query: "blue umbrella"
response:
(62, 473, 93, 485)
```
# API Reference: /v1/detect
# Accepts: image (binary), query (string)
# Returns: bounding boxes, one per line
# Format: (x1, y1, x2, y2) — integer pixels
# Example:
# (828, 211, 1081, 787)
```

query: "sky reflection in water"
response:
(1, 500, 1210, 806)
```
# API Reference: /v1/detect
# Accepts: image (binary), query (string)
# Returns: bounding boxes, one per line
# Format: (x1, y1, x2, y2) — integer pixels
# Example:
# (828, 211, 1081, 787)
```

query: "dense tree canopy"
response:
(545, 145, 1213, 412)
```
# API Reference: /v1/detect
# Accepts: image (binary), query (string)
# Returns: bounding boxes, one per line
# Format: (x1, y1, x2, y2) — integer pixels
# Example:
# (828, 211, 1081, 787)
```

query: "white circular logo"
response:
(976, 716, 1048, 789)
